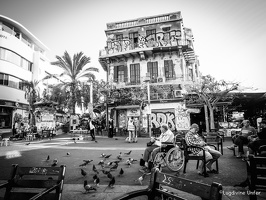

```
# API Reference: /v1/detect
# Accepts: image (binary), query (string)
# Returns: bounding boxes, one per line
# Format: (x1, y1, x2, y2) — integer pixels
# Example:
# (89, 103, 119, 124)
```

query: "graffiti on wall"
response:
(151, 106, 190, 131)
(151, 109, 176, 131)
(106, 30, 182, 54)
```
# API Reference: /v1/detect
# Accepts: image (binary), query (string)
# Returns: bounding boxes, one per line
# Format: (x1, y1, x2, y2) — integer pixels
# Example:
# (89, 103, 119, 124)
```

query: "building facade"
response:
(99, 12, 201, 135)
(0, 15, 51, 128)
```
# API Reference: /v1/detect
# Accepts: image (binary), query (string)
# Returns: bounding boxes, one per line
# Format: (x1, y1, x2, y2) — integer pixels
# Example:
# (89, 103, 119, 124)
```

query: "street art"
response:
(106, 29, 182, 54)
(151, 109, 176, 131)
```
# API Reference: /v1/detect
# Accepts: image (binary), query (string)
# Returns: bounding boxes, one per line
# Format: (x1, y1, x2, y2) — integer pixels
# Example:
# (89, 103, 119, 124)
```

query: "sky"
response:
(1, 0, 266, 91)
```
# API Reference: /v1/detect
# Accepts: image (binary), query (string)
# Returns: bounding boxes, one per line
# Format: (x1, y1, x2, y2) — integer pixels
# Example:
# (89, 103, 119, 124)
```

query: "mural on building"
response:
(151, 109, 175, 131)
(106, 30, 184, 54)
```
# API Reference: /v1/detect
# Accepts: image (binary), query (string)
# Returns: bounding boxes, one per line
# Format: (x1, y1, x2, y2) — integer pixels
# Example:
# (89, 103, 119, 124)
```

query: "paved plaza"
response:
(0, 130, 265, 200)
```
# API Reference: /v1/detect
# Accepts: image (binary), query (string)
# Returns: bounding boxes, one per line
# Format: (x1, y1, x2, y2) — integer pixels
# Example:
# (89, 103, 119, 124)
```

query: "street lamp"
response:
(143, 73, 151, 138)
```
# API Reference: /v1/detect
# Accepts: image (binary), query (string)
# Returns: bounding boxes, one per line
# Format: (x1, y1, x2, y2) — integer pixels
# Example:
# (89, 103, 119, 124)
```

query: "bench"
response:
(247, 155, 266, 200)
(114, 168, 223, 200)
(0, 164, 66, 200)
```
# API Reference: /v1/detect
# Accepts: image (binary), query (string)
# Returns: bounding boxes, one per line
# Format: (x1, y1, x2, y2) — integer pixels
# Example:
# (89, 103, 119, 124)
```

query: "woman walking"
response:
(127, 117, 135, 143)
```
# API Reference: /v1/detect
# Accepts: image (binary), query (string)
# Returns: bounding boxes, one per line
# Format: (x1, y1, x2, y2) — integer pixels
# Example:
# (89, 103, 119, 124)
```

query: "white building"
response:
(0, 15, 51, 128)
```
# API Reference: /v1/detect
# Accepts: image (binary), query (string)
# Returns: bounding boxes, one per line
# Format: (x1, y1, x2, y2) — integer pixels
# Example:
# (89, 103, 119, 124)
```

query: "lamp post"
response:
(144, 73, 151, 138)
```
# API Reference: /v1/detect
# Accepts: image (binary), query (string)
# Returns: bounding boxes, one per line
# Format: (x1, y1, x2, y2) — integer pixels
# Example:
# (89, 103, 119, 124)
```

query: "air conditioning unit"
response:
(174, 90, 183, 98)
(157, 77, 165, 83)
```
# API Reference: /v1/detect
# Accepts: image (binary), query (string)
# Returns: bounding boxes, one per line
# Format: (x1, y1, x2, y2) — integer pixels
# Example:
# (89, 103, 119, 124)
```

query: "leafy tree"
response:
(185, 75, 239, 131)
(24, 80, 41, 125)
(44, 51, 99, 114)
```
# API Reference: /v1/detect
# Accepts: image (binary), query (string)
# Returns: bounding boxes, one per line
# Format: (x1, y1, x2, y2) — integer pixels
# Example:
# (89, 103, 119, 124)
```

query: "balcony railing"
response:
(106, 12, 181, 30)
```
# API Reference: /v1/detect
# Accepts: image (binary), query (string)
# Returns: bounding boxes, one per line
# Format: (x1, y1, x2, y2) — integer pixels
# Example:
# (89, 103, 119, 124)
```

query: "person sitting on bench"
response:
(139, 124, 174, 174)
(227, 120, 257, 158)
(185, 123, 222, 176)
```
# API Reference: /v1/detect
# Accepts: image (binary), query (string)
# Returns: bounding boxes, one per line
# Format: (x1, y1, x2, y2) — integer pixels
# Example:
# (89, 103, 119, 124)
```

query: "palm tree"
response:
(24, 80, 41, 125)
(46, 51, 98, 114)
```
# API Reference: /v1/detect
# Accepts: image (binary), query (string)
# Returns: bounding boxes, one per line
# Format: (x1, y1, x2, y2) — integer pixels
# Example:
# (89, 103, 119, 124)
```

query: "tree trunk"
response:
(209, 106, 215, 131)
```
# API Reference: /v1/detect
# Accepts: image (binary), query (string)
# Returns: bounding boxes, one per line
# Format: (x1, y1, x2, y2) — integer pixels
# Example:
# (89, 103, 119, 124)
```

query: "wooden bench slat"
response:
(155, 171, 218, 200)
(17, 167, 62, 176)
(13, 180, 58, 188)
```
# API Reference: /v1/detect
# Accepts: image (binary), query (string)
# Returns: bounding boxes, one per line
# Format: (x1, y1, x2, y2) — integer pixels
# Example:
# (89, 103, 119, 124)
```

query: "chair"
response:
(0, 164, 66, 200)
(203, 132, 223, 155)
(182, 139, 219, 177)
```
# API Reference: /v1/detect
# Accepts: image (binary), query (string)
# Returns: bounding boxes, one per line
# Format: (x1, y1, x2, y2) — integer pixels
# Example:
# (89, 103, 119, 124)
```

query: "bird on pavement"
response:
(66, 152, 70, 156)
(79, 162, 87, 167)
(110, 163, 118, 171)
(94, 177, 100, 186)
(46, 155, 50, 161)
(108, 177, 115, 188)
(119, 168, 124, 176)
(81, 169, 87, 177)
(125, 159, 132, 167)
(25, 142, 30, 145)
(92, 165, 99, 174)
(106, 161, 113, 167)
(83, 180, 97, 193)
(104, 154, 112, 159)
(129, 158, 138, 163)
(101, 169, 110, 175)
(107, 172, 113, 180)
(98, 160, 104, 165)
(124, 150, 132, 156)
(100, 153, 106, 158)
(83, 159, 93, 165)
(135, 173, 147, 185)
(51, 159, 58, 167)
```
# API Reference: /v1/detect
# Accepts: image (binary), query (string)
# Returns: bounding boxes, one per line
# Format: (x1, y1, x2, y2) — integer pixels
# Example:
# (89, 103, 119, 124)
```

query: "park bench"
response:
(247, 155, 266, 200)
(114, 168, 223, 200)
(0, 164, 66, 200)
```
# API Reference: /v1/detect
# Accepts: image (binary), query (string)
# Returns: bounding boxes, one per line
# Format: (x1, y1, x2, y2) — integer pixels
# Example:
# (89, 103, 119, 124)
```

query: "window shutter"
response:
(124, 65, 128, 82)
(114, 66, 118, 82)
(147, 62, 152, 76)
(164, 60, 168, 77)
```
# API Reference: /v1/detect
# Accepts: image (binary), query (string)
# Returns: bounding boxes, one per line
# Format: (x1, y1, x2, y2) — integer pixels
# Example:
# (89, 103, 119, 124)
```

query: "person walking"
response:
(127, 117, 135, 143)
(87, 118, 96, 141)
(108, 118, 114, 138)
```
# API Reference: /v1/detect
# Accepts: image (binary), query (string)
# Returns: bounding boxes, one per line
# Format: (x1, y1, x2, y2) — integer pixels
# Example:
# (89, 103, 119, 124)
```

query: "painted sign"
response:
(127, 109, 140, 117)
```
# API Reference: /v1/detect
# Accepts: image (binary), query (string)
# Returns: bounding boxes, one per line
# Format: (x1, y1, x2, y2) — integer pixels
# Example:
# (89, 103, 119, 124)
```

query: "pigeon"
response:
(119, 168, 124, 176)
(125, 159, 132, 167)
(79, 162, 87, 167)
(25, 142, 30, 145)
(94, 177, 100, 186)
(81, 169, 87, 177)
(101, 169, 110, 175)
(83, 180, 97, 193)
(98, 160, 104, 165)
(104, 154, 112, 159)
(66, 152, 70, 156)
(124, 150, 132, 156)
(110, 164, 118, 171)
(83, 159, 93, 165)
(129, 158, 138, 163)
(94, 140, 98, 143)
(51, 159, 58, 167)
(100, 153, 106, 158)
(107, 172, 113, 180)
(107, 161, 113, 167)
(108, 177, 115, 188)
(135, 173, 146, 185)
(46, 155, 50, 161)
(92, 174, 98, 180)
(92, 165, 99, 174)
(112, 160, 121, 165)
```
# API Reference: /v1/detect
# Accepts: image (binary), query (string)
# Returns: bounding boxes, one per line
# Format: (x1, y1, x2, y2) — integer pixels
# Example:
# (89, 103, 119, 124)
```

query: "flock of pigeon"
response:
(44, 150, 148, 194)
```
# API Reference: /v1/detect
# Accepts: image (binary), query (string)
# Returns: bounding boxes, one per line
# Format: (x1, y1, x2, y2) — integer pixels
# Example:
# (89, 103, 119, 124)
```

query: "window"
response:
(147, 62, 158, 81)
(146, 29, 156, 39)
(130, 64, 140, 84)
(129, 32, 138, 49)
(114, 65, 127, 82)
(116, 34, 123, 40)
(188, 68, 193, 81)
(0, 72, 26, 90)
(164, 60, 174, 78)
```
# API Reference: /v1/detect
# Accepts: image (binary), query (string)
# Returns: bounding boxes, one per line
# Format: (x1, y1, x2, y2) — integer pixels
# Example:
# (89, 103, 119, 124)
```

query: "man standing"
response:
(185, 123, 222, 176)
(87, 118, 96, 141)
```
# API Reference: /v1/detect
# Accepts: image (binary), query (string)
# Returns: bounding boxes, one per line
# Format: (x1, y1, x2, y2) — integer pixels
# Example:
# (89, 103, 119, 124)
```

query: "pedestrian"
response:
(109, 118, 114, 138)
(185, 123, 222, 177)
(126, 117, 135, 143)
(87, 118, 96, 141)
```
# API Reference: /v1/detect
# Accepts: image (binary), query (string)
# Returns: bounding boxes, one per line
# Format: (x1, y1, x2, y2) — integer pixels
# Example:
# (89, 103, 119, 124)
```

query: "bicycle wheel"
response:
(165, 147, 184, 172)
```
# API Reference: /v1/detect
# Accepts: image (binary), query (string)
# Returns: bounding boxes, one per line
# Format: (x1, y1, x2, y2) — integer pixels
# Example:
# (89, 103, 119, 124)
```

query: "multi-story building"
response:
(99, 12, 201, 135)
(0, 15, 51, 128)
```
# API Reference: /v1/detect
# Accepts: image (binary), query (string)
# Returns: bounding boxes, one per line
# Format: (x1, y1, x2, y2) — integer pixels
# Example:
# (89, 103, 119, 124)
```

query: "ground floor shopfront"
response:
(109, 100, 200, 137)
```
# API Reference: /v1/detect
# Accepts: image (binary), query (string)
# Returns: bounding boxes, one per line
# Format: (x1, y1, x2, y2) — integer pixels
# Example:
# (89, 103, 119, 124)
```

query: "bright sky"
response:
(1, 0, 266, 90)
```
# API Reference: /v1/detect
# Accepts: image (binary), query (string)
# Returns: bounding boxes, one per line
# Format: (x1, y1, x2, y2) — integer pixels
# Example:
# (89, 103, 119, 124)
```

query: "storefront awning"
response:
(115, 105, 140, 110)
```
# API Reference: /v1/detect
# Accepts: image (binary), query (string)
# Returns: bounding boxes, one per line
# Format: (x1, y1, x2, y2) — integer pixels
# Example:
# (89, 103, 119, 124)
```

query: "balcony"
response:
(106, 12, 181, 30)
